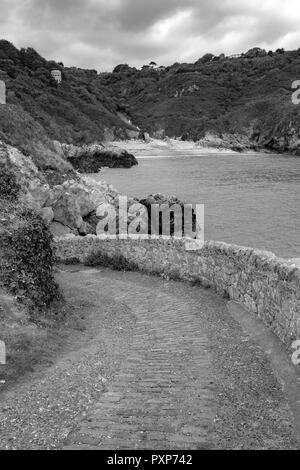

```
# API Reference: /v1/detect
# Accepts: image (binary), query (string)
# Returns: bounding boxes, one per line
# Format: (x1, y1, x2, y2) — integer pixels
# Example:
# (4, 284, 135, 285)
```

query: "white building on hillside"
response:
(51, 69, 62, 84)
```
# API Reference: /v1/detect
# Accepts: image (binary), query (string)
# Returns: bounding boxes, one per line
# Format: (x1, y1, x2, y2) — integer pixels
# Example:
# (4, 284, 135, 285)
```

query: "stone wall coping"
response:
(54, 234, 300, 279)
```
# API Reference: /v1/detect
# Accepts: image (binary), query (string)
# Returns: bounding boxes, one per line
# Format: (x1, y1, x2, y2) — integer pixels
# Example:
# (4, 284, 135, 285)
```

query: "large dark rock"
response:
(67, 146, 138, 173)
(139, 193, 197, 238)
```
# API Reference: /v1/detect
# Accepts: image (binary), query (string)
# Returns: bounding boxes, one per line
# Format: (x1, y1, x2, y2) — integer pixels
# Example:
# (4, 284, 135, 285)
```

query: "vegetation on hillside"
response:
(1, 40, 300, 156)
(0, 39, 134, 147)
(0, 158, 59, 310)
(101, 47, 300, 153)
(0, 104, 73, 174)
(0, 202, 60, 309)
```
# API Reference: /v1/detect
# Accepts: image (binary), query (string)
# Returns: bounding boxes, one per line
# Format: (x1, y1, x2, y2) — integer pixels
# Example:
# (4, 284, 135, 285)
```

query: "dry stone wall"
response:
(54, 235, 300, 349)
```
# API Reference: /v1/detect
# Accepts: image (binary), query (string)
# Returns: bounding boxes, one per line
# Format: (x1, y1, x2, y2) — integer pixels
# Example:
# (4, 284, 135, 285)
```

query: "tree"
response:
(113, 64, 130, 73)
(200, 53, 214, 63)
(245, 47, 267, 58)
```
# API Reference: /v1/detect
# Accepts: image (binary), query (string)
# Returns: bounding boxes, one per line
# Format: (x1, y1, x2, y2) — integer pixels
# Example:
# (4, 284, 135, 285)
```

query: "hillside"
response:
(1, 40, 300, 155)
(100, 48, 300, 154)
(0, 40, 137, 147)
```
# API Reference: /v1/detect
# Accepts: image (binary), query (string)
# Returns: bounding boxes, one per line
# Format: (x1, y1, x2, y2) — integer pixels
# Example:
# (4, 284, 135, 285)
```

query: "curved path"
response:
(61, 267, 298, 450)
(0, 266, 298, 450)
(65, 271, 216, 450)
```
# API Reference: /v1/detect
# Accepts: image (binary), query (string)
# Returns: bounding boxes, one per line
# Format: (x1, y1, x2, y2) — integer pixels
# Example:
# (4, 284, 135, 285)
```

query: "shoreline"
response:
(108, 138, 241, 157)
(107, 138, 285, 158)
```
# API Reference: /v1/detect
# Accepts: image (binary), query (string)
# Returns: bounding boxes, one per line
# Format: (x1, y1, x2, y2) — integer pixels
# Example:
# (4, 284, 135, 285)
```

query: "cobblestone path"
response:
(64, 270, 217, 450)
(0, 267, 297, 450)
(62, 267, 298, 451)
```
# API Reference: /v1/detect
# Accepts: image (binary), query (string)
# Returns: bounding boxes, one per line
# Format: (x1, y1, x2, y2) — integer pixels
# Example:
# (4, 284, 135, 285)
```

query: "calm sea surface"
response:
(92, 152, 300, 258)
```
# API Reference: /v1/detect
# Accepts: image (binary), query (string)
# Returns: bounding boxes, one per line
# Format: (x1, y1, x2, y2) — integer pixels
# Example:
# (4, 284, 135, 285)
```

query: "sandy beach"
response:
(108, 138, 239, 158)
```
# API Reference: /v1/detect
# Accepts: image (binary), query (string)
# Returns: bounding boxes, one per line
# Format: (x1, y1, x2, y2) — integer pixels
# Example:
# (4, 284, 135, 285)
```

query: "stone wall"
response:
(54, 235, 300, 349)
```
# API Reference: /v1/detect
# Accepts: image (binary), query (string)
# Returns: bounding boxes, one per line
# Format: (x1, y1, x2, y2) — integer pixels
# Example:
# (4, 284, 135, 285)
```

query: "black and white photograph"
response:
(0, 0, 300, 455)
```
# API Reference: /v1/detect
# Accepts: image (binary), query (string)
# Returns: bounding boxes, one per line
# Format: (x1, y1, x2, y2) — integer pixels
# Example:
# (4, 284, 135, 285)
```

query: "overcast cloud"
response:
(1, 0, 300, 71)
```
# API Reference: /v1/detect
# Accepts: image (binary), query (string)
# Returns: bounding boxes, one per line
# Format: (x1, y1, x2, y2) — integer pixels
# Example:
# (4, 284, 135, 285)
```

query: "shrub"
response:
(0, 162, 20, 200)
(0, 201, 60, 310)
(84, 251, 139, 271)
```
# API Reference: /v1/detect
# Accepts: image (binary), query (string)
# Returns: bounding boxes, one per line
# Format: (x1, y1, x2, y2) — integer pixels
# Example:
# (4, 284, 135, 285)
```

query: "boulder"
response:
(45, 185, 65, 207)
(83, 210, 100, 231)
(153, 129, 166, 140)
(139, 193, 197, 237)
(62, 181, 95, 217)
(40, 207, 54, 225)
(52, 193, 83, 229)
(23, 180, 51, 209)
(1, 142, 51, 210)
(80, 176, 108, 207)
(78, 221, 96, 236)
(125, 129, 140, 139)
(49, 222, 77, 238)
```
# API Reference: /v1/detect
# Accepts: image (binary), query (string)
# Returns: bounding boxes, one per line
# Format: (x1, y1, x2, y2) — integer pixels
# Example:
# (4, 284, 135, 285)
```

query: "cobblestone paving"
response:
(0, 267, 296, 450)
(62, 268, 298, 450)
(64, 271, 217, 450)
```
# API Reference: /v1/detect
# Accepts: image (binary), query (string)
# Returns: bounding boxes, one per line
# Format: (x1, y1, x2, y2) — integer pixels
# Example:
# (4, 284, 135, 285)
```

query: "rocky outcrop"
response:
(0, 140, 129, 237)
(152, 129, 166, 140)
(258, 120, 300, 156)
(40, 207, 54, 225)
(100, 47, 300, 156)
(60, 143, 138, 172)
(195, 132, 259, 152)
(139, 193, 197, 237)
(52, 193, 83, 229)
(0, 141, 51, 210)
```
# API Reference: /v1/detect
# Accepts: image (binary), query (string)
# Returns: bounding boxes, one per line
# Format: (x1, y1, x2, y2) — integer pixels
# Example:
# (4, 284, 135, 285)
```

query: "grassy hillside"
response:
(1, 40, 300, 154)
(100, 48, 300, 153)
(0, 40, 135, 147)
(0, 104, 74, 174)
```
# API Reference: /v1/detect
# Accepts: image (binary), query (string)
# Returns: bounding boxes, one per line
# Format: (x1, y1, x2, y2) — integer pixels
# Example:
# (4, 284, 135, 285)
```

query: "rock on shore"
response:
(60, 143, 138, 172)
(195, 132, 259, 152)
(139, 193, 197, 237)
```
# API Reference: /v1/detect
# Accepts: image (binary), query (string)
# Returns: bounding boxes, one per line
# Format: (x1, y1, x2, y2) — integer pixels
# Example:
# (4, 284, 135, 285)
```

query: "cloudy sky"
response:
(1, 0, 300, 71)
